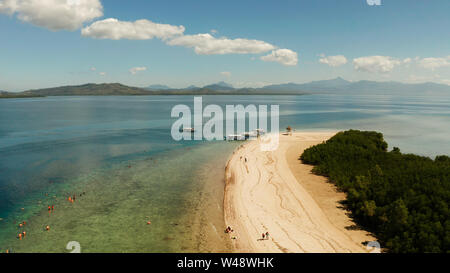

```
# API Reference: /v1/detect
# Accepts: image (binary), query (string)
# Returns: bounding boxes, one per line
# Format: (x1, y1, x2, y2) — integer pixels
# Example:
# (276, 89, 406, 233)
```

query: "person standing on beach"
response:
(262, 233, 265, 240)
(265, 232, 269, 240)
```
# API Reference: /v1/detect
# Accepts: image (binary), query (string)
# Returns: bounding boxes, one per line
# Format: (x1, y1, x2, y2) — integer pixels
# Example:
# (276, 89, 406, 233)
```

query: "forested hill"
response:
(23, 83, 152, 96)
(3, 83, 309, 97)
(300, 130, 450, 253)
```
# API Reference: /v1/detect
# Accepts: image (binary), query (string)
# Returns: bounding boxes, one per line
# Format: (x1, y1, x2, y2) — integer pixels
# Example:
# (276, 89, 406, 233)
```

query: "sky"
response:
(0, 0, 450, 91)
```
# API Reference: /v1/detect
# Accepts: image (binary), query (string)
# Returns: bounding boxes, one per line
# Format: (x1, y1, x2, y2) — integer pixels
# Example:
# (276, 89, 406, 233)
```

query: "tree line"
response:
(300, 130, 450, 253)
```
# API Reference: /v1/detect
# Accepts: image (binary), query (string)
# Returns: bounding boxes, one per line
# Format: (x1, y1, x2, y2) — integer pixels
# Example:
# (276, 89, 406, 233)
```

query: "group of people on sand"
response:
(261, 231, 270, 240)
(239, 156, 248, 163)
(225, 226, 234, 233)
(225, 226, 237, 240)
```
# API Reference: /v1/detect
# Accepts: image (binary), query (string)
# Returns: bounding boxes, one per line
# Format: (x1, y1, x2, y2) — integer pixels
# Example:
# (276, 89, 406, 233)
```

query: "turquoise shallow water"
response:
(0, 141, 237, 252)
(0, 94, 449, 252)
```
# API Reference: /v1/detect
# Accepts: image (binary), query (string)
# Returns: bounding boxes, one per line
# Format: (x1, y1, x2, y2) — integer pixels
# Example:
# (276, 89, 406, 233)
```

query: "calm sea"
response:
(0, 94, 449, 252)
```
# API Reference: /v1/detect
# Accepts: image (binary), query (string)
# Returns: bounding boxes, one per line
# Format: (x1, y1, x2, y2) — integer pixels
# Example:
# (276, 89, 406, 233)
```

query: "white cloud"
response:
(90, 67, 96, 71)
(210, 29, 218, 34)
(99, 72, 106, 76)
(353, 56, 402, 73)
(319, 55, 348, 67)
(220, 71, 231, 77)
(82, 18, 185, 40)
(419, 56, 450, 70)
(402, 58, 412, 64)
(441, 79, 450, 86)
(260, 49, 298, 66)
(81, 17, 297, 66)
(129, 66, 147, 75)
(0, 0, 103, 31)
(167, 33, 276, 55)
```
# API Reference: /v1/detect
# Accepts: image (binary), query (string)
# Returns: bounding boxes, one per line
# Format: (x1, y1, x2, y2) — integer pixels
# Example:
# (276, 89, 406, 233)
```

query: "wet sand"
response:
(224, 132, 375, 253)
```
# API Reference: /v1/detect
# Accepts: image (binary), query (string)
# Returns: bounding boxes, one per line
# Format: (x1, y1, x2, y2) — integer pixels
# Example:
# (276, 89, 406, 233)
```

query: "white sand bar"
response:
(224, 132, 375, 253)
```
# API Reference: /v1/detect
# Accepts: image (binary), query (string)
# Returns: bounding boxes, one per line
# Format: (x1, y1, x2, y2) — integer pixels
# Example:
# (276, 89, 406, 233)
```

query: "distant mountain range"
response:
(146, 77, 450, 95)
(261, 77, 450, 95)
(146, 84, 171, 90)
(203, 81, 235, 91)
(1, 78, 449, 98)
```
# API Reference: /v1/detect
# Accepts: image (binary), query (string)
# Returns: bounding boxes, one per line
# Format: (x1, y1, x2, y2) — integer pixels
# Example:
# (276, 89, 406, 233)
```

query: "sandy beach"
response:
(224, 132, 375, 253)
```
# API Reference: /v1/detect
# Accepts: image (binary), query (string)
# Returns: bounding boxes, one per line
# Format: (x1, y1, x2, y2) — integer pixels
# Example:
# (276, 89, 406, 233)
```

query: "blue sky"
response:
(1, 0, 449, 91)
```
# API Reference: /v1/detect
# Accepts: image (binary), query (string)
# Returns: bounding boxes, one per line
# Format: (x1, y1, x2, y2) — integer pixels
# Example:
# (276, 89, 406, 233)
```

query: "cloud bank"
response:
(319, 55, 348, 67)
(166, 33, 275, 55)
(0, 0, 103, 31)
(82, 17, 297, 66)
(353, 56, 402, 73)
(260, 49, 298, 66)
(81, 18, 185, 40)
(0, 1, 298, 66)
(419, 56, 450, 70)
(129, 66, 147, 75)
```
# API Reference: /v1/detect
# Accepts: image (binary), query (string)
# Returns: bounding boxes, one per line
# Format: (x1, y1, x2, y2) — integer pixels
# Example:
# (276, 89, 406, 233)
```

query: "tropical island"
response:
(300, 130, 450, 252)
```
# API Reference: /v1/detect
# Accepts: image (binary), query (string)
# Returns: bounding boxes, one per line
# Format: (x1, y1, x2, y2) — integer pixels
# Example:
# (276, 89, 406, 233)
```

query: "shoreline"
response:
(223, 132, 375, 253)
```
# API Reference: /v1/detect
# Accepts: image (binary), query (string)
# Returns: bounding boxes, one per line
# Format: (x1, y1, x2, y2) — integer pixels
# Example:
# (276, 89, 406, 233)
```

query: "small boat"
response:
(225, 134, 245, 141)
(179, 127, 195, 133)
(242, 132, 257, 139)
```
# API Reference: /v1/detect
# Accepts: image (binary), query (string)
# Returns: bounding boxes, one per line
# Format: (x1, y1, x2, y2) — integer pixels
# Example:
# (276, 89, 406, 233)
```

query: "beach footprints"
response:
(66, 241, 81, 253)
(366, 241, 381, 253)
